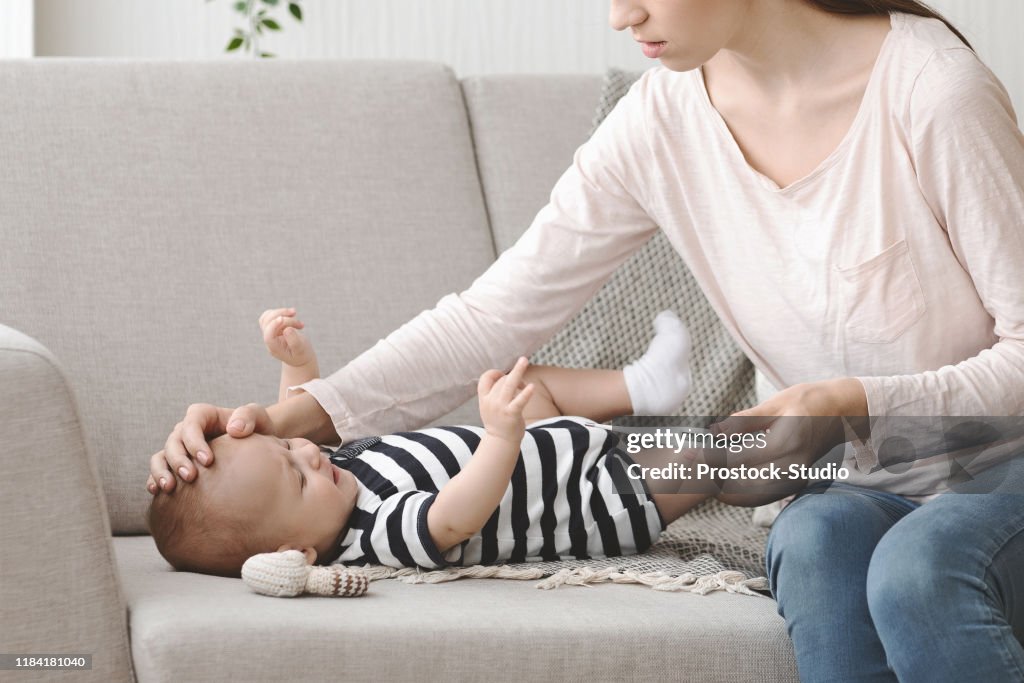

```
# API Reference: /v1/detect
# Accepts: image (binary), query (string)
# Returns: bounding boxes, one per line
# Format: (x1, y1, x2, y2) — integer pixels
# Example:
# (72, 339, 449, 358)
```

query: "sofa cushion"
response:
(115, 536, 798, 682)
(0, 60, 492, 533)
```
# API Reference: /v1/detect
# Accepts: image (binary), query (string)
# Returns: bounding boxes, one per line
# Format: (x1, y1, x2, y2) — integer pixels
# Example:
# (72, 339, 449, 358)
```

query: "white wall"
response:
(32, 0, 650, 75)
(0, 0, 33, 57)
(928, 0, 1024, 108)
(22, 0, 1024, 108)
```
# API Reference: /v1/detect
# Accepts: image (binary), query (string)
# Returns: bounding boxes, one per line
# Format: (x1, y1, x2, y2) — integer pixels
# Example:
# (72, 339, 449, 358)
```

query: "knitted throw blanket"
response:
(359, 69, 770, 596)
(359, 499, 769, 595)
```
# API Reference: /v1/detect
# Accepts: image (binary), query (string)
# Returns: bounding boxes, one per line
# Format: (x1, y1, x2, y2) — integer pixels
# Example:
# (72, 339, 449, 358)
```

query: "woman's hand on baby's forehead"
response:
(147, 402, 276, 495)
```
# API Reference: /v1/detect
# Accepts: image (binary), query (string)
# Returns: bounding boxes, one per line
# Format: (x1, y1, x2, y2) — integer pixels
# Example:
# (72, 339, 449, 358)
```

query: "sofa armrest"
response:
(0, 325, 134, 682)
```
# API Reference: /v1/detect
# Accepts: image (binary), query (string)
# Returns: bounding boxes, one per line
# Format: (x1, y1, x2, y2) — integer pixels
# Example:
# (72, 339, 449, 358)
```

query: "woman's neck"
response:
(708, 1, 891, 98)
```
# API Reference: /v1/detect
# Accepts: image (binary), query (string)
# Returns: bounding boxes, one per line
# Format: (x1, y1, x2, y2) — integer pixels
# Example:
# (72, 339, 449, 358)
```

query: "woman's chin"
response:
(658, 54, 703, 73)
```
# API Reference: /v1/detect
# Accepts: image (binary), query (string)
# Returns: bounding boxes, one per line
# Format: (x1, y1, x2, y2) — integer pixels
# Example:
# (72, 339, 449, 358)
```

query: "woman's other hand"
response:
(709, 378, 869, 505)
(147, 402, 276, 494)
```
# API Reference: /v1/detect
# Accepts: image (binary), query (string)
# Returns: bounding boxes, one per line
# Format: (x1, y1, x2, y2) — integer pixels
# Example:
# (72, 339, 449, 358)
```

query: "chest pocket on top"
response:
(834, 239, 926, 344)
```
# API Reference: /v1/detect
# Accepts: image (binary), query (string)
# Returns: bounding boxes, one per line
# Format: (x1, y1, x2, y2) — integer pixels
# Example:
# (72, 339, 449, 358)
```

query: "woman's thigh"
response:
(866, 458, 1024, 681)
(766, 481, 918, 683)
(766, 481, 918, 590)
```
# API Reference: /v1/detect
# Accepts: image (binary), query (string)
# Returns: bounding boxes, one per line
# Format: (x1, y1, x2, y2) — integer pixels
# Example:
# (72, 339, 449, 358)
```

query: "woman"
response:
(150, 1, 1024, 680)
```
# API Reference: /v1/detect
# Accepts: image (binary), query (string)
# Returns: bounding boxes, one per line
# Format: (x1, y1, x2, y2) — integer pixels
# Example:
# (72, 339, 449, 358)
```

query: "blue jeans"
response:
(766, 459, 1024, 682)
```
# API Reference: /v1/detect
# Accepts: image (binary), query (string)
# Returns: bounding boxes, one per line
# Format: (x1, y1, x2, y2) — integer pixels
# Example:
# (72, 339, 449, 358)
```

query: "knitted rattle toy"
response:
(241, 549, 369, 597)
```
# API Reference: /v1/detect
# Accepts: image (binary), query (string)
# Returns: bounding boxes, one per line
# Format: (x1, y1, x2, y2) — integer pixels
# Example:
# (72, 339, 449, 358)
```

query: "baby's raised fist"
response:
(478, 357, 535, 444)
(258, 307, 316, 367)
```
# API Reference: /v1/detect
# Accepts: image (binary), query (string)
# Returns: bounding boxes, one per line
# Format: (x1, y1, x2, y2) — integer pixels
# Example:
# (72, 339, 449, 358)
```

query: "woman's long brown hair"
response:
(806, 0, 973, 49)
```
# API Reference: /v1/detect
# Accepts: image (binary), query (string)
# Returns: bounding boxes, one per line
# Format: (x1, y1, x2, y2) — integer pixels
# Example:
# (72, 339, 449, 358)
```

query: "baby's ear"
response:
(276, 544, 317, 565)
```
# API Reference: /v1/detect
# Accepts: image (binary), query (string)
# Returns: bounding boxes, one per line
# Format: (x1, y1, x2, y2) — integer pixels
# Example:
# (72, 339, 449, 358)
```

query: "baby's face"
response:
(204, 433, 358, 562)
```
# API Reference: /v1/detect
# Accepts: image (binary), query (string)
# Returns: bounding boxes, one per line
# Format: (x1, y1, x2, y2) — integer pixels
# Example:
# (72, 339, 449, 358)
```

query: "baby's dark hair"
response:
(146, 473, 271, 578)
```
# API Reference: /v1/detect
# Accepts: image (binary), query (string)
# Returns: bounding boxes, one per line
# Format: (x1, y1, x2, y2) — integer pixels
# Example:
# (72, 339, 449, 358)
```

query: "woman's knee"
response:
(866, 519, 971, 630)
(766, 488, 882, 591)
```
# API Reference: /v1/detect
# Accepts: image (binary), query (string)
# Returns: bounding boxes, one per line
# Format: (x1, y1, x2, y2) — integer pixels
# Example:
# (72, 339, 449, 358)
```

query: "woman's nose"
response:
(609, 0, 647, 32)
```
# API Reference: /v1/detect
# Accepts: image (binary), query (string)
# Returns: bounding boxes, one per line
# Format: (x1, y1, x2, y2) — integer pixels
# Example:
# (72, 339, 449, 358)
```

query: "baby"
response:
(147, 308, 705, 578)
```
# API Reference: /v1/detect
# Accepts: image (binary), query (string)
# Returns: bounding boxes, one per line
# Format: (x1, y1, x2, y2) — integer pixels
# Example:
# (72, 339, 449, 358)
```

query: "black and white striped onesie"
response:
(327, 416, 664, 569)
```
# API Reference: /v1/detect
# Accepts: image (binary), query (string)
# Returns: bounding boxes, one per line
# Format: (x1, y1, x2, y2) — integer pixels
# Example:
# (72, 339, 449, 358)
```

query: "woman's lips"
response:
(641, 41, 667, 59)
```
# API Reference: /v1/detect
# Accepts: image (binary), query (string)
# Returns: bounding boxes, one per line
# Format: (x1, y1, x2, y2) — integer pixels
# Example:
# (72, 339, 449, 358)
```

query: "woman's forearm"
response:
(302, 83, 660, 439)
(426, 433, 521, 552)
(266, 391, 339, 445)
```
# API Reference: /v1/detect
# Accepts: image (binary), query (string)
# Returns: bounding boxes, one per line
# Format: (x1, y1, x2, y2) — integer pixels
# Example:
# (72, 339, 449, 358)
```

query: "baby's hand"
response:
(477, 357, 535, 445)
(259, 307, 315, 367)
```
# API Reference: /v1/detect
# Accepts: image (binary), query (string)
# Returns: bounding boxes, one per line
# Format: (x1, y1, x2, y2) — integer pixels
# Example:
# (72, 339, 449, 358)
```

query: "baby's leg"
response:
(652, 491, 713, 525)
(521, 310, 692, 424)
(630, 444, 716, 525)
(622, 310, 691, 415)
(520, 365, 631, 424)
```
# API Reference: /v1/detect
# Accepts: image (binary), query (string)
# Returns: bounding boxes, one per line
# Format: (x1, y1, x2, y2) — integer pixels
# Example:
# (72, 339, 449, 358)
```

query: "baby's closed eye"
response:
(279, 439, 305, 489)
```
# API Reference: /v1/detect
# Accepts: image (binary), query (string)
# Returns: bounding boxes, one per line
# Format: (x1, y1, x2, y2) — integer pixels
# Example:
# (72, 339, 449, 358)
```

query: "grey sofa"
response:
(0, 60, 798, 682)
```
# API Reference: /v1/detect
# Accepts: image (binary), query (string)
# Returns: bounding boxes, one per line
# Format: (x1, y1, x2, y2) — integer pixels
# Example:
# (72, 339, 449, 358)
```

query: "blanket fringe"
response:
(359, 564, 768, 595)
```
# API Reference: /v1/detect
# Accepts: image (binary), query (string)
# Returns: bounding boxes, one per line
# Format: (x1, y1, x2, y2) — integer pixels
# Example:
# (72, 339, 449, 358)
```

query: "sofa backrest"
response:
(0, 60, 505, 533)
(461, 74, 603, 251)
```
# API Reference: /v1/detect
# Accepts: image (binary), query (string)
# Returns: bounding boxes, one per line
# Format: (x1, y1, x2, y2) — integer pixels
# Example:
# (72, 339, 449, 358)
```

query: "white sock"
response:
(623, 310, 692, 415)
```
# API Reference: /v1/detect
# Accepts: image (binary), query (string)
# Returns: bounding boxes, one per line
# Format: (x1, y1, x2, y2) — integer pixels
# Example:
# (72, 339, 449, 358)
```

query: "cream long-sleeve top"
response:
(299, 13, 1024, 497)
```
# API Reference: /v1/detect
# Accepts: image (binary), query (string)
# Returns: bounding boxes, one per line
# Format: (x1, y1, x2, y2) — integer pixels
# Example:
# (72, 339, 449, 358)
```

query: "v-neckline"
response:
(695, 12, 901, 195)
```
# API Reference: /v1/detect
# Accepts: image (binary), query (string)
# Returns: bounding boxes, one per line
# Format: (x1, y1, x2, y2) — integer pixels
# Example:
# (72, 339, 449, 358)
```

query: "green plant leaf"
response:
(289, 3, 302, 21)
(262, 18, 282, 30)
(226, 36, 244, 51)
(233, 1, 246, 11)
(261, 0, 279, 5)
(260, 52, 276, 58)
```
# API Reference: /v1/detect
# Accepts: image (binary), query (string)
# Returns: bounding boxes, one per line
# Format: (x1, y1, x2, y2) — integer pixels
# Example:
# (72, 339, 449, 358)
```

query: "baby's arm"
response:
(426, 357, 535, 553)
(259, 308, 320, 404)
